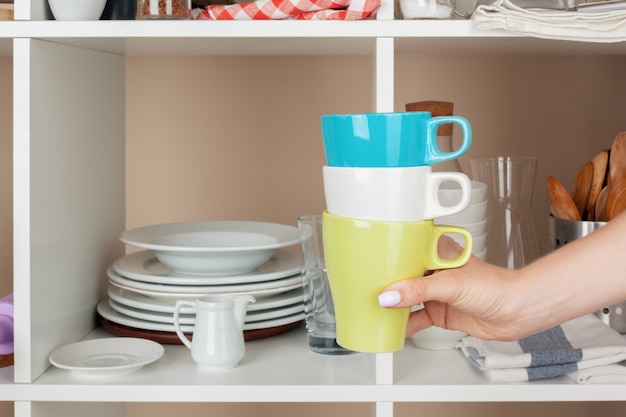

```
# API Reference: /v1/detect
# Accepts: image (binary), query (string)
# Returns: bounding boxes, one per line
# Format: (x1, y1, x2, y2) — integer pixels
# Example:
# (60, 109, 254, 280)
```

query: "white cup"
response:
(409, 305, 466, 350)
(439, 180, 487, 206)
(436, 200, 488, 225)
(436, 218, 487, 237)
(452, 232, 486, 253)
(323, 165, 472, 222)
(410, 326, 467, 350)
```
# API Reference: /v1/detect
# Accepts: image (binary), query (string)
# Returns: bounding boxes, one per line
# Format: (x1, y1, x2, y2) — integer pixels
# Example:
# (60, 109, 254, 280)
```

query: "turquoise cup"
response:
(321, 112, 472, 167)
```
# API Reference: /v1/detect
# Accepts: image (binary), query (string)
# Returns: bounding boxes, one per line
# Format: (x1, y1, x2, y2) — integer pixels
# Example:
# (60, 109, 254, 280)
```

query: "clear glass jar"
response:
(471, 155, 541, 269)
(136, 0, 190, 19)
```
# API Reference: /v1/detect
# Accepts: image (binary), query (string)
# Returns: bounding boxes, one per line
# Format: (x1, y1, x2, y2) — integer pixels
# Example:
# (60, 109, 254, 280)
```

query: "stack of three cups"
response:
(320, 111, 475, 353)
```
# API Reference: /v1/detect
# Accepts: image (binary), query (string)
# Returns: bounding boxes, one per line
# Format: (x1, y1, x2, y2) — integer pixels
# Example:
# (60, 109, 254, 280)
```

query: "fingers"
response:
(378, 269, 460, 309)
(378, 236, 468, 308)
(405, 308, 435, 336)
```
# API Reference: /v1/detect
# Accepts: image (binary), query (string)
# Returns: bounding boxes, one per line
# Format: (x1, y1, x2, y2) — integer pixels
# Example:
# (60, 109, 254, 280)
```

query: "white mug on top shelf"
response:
(323, 165, 472, 222)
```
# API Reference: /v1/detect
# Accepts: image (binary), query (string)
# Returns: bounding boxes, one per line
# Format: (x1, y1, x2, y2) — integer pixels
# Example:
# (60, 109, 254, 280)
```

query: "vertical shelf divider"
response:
(373, 34, 396, 417)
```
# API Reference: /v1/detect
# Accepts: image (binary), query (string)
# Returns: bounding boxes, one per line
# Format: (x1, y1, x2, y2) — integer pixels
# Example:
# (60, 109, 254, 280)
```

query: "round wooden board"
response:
(98, 315, 304, 344)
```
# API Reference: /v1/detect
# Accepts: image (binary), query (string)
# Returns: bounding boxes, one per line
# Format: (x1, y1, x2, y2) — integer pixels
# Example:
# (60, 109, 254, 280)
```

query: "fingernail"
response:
(378, 290, 401, 307)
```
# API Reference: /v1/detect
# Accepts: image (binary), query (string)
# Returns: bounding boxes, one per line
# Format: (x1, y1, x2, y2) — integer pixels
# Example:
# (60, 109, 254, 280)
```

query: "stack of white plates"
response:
(97, 221, 305, 343)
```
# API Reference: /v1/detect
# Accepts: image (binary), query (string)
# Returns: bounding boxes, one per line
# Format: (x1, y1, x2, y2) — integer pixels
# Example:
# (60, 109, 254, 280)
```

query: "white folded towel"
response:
(568, 360, 626, 384)
(473, 0, 626, 42)
(457, 314, 626, 383)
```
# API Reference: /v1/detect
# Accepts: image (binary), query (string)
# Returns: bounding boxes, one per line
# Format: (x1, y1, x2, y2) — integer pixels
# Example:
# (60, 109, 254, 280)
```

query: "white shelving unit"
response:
(3, 1, 626, 416)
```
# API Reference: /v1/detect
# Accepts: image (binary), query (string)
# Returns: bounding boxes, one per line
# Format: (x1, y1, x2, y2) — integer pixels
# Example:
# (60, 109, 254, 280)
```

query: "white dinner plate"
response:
(120, 220, 300, 253)
(107, 285, 304, 314)
(49, 337, 164, 379)
(97, 299, 305, 333)
(107, 266, 303, 294)
(108, 279, 302, 300)
(113, 248, 301, 286)
(107, 297, 304, 325)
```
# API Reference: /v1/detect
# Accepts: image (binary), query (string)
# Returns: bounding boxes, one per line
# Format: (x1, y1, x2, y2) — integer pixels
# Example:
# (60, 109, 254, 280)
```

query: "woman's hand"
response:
(378, 237, 529, 341)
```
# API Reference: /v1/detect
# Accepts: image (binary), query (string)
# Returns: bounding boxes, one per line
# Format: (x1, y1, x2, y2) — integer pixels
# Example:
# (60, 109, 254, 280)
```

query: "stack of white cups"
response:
(434, 180, 488, 260)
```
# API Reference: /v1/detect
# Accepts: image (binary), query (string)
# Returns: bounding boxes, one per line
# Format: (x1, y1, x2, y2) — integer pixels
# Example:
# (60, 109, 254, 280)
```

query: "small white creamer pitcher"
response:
(174, 294, 255, 369)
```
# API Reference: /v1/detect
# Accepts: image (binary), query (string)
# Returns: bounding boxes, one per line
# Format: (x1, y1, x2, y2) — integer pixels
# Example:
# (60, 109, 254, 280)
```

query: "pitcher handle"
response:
(174, 300, 195, 350)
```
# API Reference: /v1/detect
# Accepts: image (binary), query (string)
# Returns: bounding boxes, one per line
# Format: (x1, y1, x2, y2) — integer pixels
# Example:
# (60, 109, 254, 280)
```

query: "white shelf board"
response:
(0, 20, 624, 56)
(2, 327, 626, 403)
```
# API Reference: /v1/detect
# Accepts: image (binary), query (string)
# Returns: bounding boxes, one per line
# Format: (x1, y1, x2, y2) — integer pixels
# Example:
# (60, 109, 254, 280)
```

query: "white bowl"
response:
(410, 326, 467, 351)
(435, 200, 487, 225)
(474, 248, 487, 260)
(437, 218, 487, 237)
(119, 221, 300, 276)
(439, 180, 487, 206)
(48, 0, 107, 20)
(452, 232, 486, 253)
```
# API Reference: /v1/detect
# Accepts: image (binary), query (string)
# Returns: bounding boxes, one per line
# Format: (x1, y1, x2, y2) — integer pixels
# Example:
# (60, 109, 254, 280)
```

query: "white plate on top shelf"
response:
(97, 299, 305, 333)
(113, 248, 301, 286)
(107, 266, 303, 294)
(48, 337, 164, 379)
(107, 285, 304, 314)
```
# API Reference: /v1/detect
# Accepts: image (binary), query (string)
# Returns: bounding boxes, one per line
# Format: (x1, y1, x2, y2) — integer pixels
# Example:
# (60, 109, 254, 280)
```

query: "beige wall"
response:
(2, 53, 626, 416)
(124, 54, 626, 416)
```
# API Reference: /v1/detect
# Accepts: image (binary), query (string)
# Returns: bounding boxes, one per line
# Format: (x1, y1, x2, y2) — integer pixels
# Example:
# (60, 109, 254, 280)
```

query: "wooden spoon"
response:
(606, 178, 626, 220)
(595, 186, 609, 222)
(546, 176, 581, 221)
(608, 132, 626, 190)
(586, 149, 608, 221)
(571, 161, 593, 219)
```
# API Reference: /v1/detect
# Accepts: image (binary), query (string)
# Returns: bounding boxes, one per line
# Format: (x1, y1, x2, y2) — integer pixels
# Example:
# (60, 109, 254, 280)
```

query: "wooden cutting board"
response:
(98, 315, 304, 344)
(0, 353, 13, 368)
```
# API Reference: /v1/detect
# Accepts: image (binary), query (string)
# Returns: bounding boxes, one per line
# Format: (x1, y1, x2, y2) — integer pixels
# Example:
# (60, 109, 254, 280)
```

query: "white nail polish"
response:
(378, 290, 401, 307)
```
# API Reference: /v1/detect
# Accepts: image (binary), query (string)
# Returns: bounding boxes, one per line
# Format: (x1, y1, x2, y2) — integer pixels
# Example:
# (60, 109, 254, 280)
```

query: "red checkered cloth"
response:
(190, 0, 380, 20)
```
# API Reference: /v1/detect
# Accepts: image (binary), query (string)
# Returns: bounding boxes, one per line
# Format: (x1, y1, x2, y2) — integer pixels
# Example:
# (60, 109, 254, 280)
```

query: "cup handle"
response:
(427, 225, 473, 270)
(424, 172, 472, 219)
(174, 300, 195, 350)
(427, 116, 473, 164)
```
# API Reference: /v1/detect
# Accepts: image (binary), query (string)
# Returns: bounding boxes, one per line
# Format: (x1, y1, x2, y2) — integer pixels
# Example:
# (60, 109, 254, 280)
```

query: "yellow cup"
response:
(322, 211, 472, 353)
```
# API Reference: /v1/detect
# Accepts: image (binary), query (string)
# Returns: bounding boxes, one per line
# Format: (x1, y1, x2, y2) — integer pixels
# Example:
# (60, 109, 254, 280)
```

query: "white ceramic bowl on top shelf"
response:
(48, 0, 107, 20)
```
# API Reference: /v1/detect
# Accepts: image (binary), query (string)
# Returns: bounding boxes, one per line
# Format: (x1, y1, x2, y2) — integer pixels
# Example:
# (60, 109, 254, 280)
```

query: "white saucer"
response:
(113, 249, 301, 286)
(97, 299, 304, 333)
(107, 297, 304, 325)
(107, 285, 304, 314)
(107, 266, 303, 294)
(49, 337, 164, 379)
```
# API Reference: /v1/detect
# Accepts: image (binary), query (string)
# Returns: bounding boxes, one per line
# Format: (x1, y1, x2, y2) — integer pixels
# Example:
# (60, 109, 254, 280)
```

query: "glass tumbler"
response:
(297, 214, 353, 355)
(471, 155, 541, 269)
